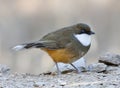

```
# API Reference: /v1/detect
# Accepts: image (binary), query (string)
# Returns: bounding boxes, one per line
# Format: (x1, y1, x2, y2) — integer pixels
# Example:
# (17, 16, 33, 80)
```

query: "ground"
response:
(0, 66, 120, 88)
(0, 52, 120, 88)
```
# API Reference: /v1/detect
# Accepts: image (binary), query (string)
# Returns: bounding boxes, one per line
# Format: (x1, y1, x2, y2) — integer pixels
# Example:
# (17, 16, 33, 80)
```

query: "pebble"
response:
(33, 82, 46, 87)
(88, 63, 107, 72)
(0, 65, 10, 76)
(98, 52, 120, 66)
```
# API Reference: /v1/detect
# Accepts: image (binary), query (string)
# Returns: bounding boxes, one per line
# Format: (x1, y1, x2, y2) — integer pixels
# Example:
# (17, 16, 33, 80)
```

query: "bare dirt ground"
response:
(0, 53, 120, 88)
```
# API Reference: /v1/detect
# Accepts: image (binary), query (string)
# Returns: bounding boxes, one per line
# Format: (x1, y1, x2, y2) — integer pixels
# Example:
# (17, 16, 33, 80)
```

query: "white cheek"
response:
(74, 34, 91, 46)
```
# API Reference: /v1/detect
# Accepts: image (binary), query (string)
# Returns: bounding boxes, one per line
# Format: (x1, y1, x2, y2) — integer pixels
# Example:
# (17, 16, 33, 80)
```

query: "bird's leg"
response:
(55, 62, 61, 75)
(70, 58, 93, 73)
(70, 63, 81, 73)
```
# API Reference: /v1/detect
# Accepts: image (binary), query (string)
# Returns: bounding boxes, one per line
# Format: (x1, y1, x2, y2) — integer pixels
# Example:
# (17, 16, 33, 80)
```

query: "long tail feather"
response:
(13, 45, 26, 51)
(13, 43, 45, 51)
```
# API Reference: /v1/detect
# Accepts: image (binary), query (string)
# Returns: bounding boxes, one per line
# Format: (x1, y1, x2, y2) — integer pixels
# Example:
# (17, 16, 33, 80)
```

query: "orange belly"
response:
(43, 48, 76, 63)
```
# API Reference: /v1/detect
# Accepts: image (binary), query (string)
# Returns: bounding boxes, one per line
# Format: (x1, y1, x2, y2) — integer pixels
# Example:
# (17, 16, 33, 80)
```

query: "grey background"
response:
(0, 0, 120, 74)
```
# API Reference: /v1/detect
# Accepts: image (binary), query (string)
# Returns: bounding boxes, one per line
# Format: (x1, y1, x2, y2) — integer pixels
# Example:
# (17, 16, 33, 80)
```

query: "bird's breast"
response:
(43, 48, 77, 63)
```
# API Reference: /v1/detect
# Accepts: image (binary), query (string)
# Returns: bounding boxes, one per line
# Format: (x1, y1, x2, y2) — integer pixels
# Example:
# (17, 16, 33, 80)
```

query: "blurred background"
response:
(0, 0, 120, 74)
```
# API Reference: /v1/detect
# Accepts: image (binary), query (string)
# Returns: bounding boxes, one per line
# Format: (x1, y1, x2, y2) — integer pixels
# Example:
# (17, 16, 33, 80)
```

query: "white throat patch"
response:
(74, 34, 91, 46)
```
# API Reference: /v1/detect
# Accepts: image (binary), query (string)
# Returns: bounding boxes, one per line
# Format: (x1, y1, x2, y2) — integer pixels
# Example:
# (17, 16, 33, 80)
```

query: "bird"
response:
(13, 23, 95, 75)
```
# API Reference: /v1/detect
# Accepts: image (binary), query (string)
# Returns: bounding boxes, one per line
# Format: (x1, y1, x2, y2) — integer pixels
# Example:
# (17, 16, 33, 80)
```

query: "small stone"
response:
(33, 82, 46, 87)
(88, 63, 107, 72)
(106, 66, 120, 74)
(58, 79, 67, 86)
(98, 52, 120, 66)
(0, 64, 10, 76)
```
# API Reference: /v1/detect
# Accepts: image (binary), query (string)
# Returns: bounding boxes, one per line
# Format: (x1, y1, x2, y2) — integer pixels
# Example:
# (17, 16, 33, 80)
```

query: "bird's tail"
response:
(13, 42, 45, 51)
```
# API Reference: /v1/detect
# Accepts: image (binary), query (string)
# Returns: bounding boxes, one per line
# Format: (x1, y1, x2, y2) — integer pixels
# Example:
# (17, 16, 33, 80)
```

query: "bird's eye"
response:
(80, 29, 86, 34)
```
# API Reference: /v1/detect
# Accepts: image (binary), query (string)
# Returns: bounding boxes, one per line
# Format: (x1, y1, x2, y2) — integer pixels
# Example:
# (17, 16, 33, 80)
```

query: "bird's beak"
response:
(90, 31, 95, 35)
